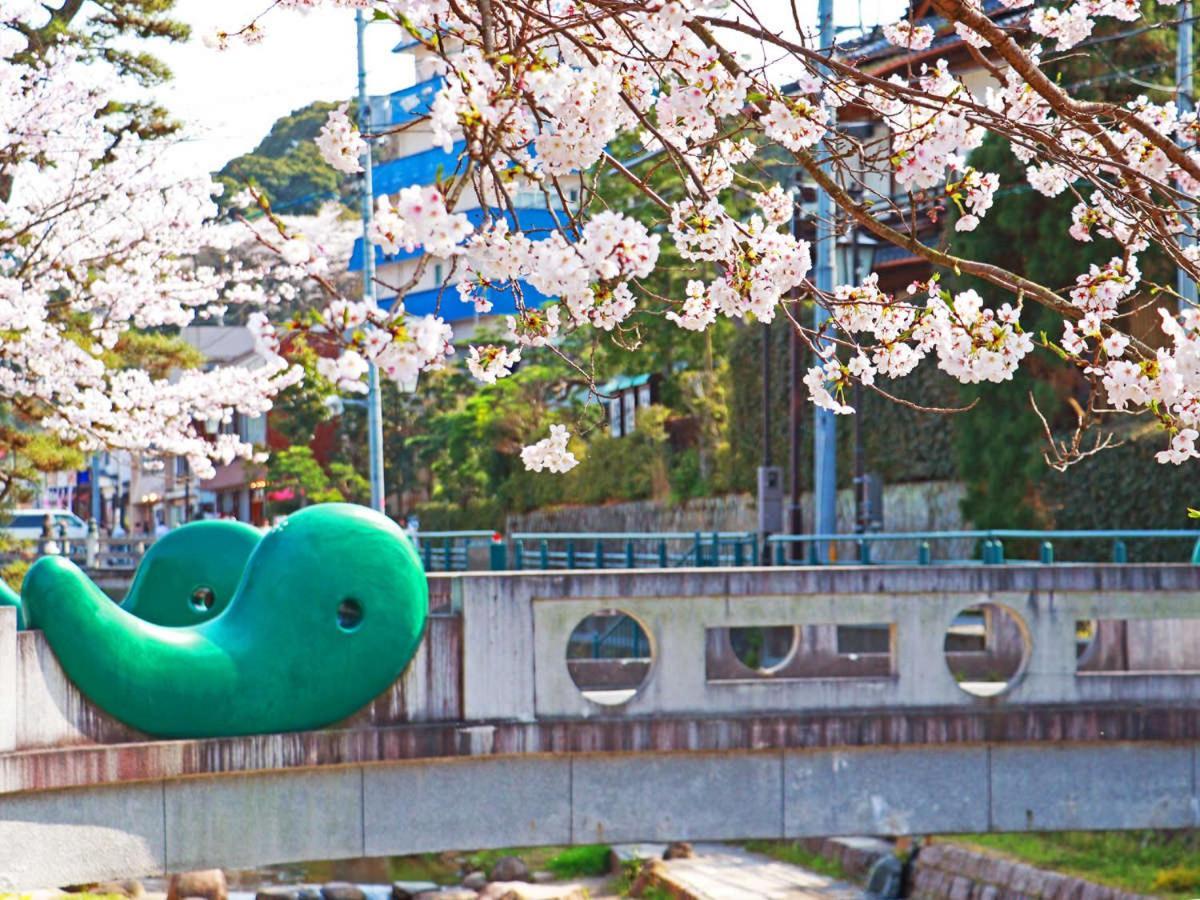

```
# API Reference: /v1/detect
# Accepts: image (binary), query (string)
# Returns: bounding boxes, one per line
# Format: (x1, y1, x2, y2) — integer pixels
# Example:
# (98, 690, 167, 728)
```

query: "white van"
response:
(1, 509, 88, 542)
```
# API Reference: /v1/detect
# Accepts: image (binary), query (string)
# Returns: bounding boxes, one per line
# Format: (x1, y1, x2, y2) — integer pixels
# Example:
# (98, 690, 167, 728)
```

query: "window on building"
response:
(238, 414, 266, 445)
(434, 262, 443, 284)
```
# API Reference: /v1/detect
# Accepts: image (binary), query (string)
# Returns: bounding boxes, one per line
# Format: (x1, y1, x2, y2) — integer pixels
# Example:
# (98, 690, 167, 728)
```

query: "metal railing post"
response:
(513, 541, 524, 570)
(1113, 539, 1128, 564)
(658, 539, 668, 568)
(85, 519, 99, 569)
(859, 539, 871, 565)
(37, 513, 58, 557)
(594, 539, 605, 569)
(540, 539, 549, 570)
(918, 541, 931, 565)
(1040, 541, 1054, 564)
(566, 541, 576, 569)
(490, 538, 508, 571)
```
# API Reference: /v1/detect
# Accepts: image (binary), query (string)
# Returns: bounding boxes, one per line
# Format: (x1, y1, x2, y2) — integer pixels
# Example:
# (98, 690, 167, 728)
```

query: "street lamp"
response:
(836, 228, 880, 534)
(324, 372, 419, 513)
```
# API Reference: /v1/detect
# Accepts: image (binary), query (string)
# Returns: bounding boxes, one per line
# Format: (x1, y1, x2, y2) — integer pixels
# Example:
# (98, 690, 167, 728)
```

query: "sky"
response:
(141, 0, 907, 177)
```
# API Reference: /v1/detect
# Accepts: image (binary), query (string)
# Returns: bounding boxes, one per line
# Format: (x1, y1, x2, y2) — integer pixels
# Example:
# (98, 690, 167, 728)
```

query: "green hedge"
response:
(1039, 428, 1200, 561)
(726, 317, 959, 494)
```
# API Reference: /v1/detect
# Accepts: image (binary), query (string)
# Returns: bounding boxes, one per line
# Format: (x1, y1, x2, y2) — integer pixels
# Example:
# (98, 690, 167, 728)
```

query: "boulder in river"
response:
(462, 872, 488, 890)
(488, 857, 529, 883)
(93, 881, 144, 899)
(254, 888, 300, 900)
(391, 883, 439, 900)
(319, 883, 365, 900)
(478, 884, 589, 900)
(663, 841, 694, 860)
(167, 869, 227, 900)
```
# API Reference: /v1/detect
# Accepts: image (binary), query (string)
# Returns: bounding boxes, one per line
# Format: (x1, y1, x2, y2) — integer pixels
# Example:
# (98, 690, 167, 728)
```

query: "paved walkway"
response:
(650, 844, 862, 900)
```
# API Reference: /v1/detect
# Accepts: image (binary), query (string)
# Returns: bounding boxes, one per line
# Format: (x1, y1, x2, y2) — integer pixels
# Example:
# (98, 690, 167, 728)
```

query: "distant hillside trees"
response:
(215, 100, 356, 215)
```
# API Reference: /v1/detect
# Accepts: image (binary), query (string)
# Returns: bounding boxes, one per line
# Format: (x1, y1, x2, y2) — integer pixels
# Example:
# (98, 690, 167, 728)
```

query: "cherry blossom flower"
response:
(316, 103, 366, 174)
(521, 425, 579, 473)
(467, 344, 522, 384)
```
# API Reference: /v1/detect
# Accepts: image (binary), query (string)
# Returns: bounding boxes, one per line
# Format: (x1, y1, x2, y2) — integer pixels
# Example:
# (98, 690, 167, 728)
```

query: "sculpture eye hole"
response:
(337, 598, 364, 632)
(190, 586, 215, 613)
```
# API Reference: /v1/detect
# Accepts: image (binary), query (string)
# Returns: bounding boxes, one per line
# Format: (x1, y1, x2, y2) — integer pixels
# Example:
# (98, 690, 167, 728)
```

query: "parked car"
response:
(1, 509, 88, 542)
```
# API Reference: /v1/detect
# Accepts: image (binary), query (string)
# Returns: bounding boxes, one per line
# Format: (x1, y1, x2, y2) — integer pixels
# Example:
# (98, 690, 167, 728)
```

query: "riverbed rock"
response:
(296, 888, 322, 900)
(488, 857, 529, 883)
(167, 870, 227, 900)
(630, 859, 668, 897)
(662, 841, 694, 860)
(93, 881, 144, 899)
(413, 891, 478, 900)
(319, 883, 365, 900)
(463, 872, 488, 890)
(391, 883, 439, 900)
(529, 873, 554, 885)
(254, 888, 300, 900)
(478, 883, 589, 900)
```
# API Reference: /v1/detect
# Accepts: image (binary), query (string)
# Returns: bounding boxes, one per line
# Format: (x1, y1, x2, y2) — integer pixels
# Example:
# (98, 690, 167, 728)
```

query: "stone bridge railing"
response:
(3, 564, 1200, 886)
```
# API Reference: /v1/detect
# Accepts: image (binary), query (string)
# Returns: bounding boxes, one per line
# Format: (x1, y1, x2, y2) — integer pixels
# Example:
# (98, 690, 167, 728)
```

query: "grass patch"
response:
(741, 840, 849, 881)
(546, 844, 612, 878)
(945, 831, 1200, 899)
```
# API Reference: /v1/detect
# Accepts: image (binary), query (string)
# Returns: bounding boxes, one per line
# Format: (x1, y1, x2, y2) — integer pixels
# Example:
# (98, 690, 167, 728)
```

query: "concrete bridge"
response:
(2, 564, 1200, 888)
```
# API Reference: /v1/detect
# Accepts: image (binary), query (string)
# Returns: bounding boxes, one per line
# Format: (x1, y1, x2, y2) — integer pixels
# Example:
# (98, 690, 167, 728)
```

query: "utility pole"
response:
(1179, 2, 1198, 310)
(811, 0, 837, 560)
(788, 186, 804, 561)
(356, 9, 387, 514)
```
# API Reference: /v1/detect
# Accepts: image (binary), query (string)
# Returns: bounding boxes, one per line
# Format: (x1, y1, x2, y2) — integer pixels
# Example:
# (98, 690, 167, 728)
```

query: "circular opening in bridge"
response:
(337, 598, 364, 632)
(566, 608, 653, 706)
(943, 603, 1029, 698)
(728, 626, 798, 675)
(190, 585, 215, 614)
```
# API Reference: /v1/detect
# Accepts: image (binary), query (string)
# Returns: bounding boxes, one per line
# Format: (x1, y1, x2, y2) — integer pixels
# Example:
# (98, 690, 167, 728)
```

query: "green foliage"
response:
(1040, 426, 1200, 560)
(943, 7, 1178, 527)
(411, 499, 505, 531)
(265, 446, 368, 512)
(269, 338, 339, 447)
(7, 0, 189, 144)
(1153, 866, 1200, 893)
(545, 844, 613, 879)
(948, 831, 1200, 899)
(726, 317, 958, 498)
(215, 101, 354, 215)
(105, 331, 205, 380)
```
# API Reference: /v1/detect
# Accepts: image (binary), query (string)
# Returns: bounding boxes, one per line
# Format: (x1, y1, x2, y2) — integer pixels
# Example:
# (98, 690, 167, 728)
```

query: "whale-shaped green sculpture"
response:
(21, 503, 428, 738)
(0, 578, 23, 629)
(120, 519, 262, 625)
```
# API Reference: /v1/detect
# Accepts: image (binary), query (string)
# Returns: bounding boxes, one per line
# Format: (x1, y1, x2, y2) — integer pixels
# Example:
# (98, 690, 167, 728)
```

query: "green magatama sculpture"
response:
(8, 504, 427, 738)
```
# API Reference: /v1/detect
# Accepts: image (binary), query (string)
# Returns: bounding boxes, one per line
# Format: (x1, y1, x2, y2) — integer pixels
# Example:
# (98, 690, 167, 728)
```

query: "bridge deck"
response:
(2, 565, 1200, 887)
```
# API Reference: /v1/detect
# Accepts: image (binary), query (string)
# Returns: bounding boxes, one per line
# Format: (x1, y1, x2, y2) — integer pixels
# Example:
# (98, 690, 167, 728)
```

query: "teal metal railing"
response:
(422, 528, 1200, 571)
(506, 531, 759, 570)
(765, 529, 1200, 566)
(415, 530, 499, 572)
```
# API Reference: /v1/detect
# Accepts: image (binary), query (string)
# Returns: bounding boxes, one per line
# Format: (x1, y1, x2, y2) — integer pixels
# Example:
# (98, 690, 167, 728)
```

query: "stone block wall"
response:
(913, 842, 1149, 900)
(507, 480, 968, 556)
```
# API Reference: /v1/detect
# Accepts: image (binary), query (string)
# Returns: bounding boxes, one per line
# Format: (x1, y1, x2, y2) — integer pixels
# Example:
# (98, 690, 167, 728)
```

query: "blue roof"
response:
(371, 141, 467, 196)
(379, 278, 556, 323)
(368, 77, 443, 129)
(349, 206, 566, 271)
